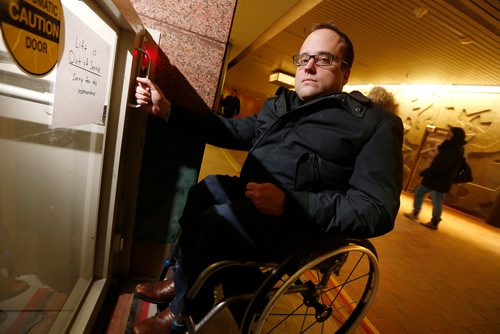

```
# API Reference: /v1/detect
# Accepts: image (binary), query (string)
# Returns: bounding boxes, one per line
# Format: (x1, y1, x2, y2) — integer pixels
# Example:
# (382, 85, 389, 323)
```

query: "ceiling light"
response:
(459, 37, 475, 45)
(269, 72, 295, 87)
(413, 7, 428, 19)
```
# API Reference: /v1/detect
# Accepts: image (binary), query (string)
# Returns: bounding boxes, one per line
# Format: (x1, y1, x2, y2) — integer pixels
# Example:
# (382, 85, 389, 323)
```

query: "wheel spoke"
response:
(242, 243, 379, 334)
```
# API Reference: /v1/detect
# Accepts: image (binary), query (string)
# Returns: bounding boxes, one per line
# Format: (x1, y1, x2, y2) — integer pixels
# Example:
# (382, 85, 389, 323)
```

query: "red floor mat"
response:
(5, 288, 67, 334)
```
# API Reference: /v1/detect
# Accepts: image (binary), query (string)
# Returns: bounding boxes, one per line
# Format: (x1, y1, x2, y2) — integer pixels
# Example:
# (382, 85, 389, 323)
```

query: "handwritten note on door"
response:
(51, 6, 110, 128)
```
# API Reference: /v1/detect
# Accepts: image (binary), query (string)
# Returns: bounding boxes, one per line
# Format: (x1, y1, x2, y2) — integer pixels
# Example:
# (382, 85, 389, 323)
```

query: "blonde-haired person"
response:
(368, 86, 399, 114)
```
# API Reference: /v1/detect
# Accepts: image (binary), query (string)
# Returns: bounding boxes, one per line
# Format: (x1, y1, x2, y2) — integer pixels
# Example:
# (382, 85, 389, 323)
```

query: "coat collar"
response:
(274, 87, 370, 118)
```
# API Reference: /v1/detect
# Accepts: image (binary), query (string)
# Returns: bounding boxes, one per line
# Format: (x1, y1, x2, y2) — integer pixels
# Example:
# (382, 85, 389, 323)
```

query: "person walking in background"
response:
(222, 89, 240, 118)
(404, 127, 467, 230)
(216, 94, 224, 115)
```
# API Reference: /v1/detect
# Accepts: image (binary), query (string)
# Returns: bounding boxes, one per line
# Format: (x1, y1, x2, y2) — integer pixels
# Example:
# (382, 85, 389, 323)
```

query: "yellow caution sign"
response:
(0, 0, 61, 76)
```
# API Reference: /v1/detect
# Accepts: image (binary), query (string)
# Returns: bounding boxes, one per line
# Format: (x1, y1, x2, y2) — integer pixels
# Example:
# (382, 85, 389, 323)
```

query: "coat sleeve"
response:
(285, 115, 404, 238)
(168, 104, 257, 150)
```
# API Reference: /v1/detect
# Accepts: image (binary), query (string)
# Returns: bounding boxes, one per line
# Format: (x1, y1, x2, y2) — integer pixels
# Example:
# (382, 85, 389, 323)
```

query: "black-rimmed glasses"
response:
(292, 53, 348, 67)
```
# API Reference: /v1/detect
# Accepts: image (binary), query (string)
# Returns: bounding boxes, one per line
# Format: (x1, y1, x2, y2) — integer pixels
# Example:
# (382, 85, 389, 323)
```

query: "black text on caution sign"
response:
(0, 0, 62, 76)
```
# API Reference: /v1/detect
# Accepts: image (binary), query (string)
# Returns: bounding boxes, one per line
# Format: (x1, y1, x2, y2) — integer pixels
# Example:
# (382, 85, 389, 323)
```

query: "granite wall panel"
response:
(131, 0, 234, 42)
(131, 0, 236, 110)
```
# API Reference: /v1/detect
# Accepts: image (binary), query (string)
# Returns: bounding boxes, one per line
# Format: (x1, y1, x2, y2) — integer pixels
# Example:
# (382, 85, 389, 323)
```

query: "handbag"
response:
(454, 157, 473, 183)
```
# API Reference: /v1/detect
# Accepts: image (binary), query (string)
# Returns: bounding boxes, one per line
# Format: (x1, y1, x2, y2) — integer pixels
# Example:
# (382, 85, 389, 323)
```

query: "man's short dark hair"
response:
(311, 23, 354, 69)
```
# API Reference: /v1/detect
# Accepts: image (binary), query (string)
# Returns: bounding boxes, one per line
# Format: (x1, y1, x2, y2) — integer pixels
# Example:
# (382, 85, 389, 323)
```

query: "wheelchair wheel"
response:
(241, 239, 379, 334)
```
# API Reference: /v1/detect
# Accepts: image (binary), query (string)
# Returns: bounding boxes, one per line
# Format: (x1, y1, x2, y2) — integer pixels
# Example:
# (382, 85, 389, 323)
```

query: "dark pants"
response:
(169, 175, 320, 319)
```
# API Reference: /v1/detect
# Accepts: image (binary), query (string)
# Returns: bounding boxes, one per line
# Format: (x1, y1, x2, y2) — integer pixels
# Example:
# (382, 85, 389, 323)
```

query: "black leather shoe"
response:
(133, 306, 175, 334)
(134, 279, 175, 304)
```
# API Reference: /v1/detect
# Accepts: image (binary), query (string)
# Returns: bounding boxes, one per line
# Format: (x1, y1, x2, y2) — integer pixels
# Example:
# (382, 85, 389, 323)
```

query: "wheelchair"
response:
(155, 234, 380, 334)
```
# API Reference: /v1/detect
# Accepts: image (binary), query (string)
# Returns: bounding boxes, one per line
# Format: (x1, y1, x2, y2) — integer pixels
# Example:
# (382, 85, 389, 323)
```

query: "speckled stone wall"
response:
(131, 0, 236, 111)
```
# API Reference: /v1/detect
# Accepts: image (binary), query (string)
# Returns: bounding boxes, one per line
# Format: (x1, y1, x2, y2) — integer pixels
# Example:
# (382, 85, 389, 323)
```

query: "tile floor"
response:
(369, 195, 500, 333)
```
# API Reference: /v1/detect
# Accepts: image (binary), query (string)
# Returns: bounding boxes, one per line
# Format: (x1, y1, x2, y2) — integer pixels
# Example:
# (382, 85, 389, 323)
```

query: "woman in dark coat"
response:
(404, 127, 466, 229)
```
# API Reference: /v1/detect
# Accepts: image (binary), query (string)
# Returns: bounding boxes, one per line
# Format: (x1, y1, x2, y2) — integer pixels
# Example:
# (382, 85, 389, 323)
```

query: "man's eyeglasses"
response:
(292, 53, 348, 67)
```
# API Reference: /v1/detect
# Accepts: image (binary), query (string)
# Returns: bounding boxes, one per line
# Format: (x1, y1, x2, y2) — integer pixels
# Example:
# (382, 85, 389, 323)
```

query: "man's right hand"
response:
(245, 182, 285, 217)
(135, 77, 171, 120)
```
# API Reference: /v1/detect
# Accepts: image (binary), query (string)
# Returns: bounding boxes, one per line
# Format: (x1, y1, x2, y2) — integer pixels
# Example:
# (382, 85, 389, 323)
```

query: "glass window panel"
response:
(0, 1, 117, 332)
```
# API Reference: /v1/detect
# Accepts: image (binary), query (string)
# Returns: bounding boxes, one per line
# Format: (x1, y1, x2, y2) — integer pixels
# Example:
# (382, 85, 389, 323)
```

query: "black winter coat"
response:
(420, 140, 464, 193)
(169, 88, 403, 238)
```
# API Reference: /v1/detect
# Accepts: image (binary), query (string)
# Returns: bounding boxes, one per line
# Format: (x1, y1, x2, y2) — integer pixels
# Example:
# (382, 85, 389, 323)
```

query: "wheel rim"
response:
(247, 245, 379, 334)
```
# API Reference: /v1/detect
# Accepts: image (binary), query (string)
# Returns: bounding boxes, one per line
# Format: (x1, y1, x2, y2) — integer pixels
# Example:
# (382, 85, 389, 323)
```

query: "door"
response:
(0, 0, 145, 332)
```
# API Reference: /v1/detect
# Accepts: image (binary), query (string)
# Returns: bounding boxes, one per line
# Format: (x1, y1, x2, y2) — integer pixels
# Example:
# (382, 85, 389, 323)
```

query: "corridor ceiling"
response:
(223, 0, 499, 99)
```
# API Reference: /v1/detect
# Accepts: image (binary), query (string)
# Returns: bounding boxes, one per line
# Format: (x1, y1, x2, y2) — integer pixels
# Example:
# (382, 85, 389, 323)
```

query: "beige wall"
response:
(353, 84, 500, 221)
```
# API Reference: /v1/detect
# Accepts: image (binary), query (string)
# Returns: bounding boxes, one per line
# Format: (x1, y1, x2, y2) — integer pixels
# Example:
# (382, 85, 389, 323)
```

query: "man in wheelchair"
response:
(132, 22, 403, 334)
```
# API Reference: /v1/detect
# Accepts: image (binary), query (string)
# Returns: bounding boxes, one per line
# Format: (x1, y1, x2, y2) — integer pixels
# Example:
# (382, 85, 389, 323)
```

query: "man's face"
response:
(294, 29, 351, 102)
